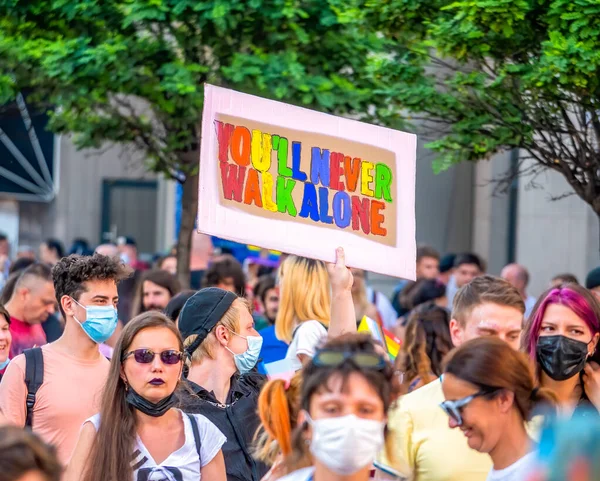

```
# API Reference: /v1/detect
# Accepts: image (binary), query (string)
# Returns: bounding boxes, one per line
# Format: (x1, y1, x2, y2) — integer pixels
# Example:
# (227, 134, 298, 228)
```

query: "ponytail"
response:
(253, 373, 302, 465)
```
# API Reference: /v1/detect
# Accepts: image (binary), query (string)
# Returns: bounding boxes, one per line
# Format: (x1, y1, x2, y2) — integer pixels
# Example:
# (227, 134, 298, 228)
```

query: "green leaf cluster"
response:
(0, 0, 391, 175)
(367, 0, 600, 207)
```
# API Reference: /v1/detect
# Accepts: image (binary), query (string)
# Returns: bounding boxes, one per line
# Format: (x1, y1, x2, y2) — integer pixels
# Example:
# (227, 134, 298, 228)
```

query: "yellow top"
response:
(379, 378, 492, 481)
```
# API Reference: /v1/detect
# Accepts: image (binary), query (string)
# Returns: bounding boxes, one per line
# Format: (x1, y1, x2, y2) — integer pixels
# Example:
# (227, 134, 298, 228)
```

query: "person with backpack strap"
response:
(65, 312, 226, 481)
(0, 254, 130, 465)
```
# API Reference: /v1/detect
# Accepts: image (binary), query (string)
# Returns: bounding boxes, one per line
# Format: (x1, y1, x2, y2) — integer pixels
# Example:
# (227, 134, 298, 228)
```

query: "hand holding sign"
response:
(327, 247, 353, 296)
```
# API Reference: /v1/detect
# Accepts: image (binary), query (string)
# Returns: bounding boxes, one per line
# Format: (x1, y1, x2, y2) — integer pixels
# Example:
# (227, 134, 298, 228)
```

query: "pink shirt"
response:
(9, 317, 47, 358)
(0, 343, 110, 465)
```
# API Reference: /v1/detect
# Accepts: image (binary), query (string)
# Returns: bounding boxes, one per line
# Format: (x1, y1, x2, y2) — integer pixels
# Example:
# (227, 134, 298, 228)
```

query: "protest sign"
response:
(198, 84, 417, 279)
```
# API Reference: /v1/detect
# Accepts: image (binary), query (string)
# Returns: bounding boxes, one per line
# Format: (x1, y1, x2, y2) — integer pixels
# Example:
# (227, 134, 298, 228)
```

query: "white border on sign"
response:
(198, 84, 416, 280)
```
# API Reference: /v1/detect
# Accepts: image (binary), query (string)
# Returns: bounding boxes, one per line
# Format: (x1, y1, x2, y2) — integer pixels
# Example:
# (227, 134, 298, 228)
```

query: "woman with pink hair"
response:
(522, 283, 600, 413)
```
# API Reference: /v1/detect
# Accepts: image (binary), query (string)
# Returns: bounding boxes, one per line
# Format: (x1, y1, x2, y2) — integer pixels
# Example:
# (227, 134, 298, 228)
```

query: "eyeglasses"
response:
(439, 389, 499, 426)
(312, 350, 387, 370)
(122, 348, 183, 365)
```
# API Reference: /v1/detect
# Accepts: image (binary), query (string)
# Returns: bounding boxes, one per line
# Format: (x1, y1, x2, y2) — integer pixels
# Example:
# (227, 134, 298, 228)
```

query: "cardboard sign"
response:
(198, 84, 417, 279)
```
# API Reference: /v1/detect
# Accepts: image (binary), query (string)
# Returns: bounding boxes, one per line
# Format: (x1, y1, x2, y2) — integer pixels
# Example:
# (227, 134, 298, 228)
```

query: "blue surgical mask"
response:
(0, 358, 9, 370)
(225, 328, 263, 374)
(71, 298, 119, 344)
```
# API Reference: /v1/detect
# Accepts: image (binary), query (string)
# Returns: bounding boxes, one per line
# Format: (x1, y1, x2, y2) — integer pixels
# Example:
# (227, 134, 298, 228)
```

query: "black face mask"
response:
(536, 335, 590, 381)
(125, 387, 178, 417)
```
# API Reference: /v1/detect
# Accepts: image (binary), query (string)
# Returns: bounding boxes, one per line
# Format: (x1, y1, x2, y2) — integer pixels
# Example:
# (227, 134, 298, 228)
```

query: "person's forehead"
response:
(129, 326, 179, 350)
(442, 373, 478, 399)
(467, 302, 523, 330)
(459, 263, 479, 271)
(313, 372, 382, 403)
(238, 306, 254, 325)
(265, 288, 278, 298)
(543, 303, 587, 326)
(143, 280, 168, 293)
(79, 279, 118, 298)
(28, 279, 55, 296)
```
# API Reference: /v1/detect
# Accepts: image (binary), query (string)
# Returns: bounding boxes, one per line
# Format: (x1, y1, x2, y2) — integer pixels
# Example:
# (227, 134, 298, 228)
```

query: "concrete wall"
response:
(17, 135, 176, 253)
(471, 152, 512, 275)
(515, 159, 599, 297)
(415, 141, 474, 253)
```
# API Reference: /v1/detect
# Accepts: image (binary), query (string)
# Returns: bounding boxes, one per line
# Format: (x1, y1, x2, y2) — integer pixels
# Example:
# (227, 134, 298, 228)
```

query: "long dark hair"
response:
(83, 312, 184, 481)
(398, 303, 452, 388)
(131, 269, 182, 317)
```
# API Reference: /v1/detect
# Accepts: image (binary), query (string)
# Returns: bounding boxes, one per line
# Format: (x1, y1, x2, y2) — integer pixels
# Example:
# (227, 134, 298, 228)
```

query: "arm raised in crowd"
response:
(327, 247, 357, 338)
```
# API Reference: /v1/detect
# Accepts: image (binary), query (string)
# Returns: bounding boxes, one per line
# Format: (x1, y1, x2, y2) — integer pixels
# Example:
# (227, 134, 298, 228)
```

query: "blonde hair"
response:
(275, 256, 331, 343)
(184, 298, 250, 365)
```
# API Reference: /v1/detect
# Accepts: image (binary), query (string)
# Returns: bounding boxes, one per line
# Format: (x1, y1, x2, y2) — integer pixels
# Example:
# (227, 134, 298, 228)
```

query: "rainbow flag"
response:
(358, 316, 401, 361)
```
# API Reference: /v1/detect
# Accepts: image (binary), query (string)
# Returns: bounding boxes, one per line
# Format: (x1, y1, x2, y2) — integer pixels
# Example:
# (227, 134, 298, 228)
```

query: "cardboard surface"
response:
(198, 84, 417, 279)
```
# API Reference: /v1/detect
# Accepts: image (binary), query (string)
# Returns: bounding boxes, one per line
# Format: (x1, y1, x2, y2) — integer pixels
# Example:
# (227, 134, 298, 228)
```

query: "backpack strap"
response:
(24, 347, 44, 428)
(292, 321, 328, 340)
(186, 413, 202, 466)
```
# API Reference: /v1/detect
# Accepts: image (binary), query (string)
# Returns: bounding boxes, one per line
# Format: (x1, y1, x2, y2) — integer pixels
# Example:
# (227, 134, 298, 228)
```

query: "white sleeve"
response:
(377, 295, 399, 330)
(84, 413, 101, 431)
(195, 414, 227, 467)
(294, 321, 327, 358)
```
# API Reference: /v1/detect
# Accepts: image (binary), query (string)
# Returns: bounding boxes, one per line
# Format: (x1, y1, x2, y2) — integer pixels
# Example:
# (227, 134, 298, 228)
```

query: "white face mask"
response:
(306, 412, 385, 475)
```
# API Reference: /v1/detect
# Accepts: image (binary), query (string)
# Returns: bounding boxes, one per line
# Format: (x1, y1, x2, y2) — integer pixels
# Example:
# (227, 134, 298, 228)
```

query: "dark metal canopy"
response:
(0, 93, 56, 202)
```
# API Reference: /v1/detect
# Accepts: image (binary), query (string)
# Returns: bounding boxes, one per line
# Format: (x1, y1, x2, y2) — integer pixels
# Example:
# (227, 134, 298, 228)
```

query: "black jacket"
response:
(179, 373, 269, 481)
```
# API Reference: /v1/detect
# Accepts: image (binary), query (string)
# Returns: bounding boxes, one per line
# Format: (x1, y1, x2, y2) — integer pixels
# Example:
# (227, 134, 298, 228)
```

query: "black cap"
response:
(439, 254, 456, 273)
(178, 287, 237, 356)
(586, 267, 600, 290)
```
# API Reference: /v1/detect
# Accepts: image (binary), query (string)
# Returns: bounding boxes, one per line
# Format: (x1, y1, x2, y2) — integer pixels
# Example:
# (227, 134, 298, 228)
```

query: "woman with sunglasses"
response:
(274, 333, 394, 481)
(522, 283, 600, 414)
(65, 312, 227, 481)
(441, 337, 555, 481)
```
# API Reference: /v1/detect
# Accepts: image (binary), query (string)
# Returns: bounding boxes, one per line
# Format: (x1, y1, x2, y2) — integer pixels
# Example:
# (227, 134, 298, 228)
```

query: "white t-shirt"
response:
(486, 452, 537, 481)
(87, 410, 226, 481)
(285, 320, 327, 361)
(277, 467, 315, 481)
(366, 287, 398, 330)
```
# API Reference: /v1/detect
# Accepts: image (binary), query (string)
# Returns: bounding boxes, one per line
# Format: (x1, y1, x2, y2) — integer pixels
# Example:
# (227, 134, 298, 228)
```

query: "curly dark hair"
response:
(52, 254, 132, 316)
(397, 303, 453, 391)
(202, 255, 246, 296)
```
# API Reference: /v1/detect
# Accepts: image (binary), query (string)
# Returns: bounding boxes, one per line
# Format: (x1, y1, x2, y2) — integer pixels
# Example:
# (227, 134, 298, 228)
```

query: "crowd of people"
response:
(1, 231, 600, 481)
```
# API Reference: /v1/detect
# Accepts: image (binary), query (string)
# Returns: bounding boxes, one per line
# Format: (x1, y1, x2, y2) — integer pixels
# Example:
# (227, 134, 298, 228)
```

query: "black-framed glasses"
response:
(440, 389, 499, 426)
(312, 350, 387, 370)
(122, 348, 183, 365)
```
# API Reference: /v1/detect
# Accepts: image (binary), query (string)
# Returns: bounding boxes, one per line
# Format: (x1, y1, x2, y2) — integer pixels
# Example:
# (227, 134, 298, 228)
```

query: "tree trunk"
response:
(176, 170, 198, 289)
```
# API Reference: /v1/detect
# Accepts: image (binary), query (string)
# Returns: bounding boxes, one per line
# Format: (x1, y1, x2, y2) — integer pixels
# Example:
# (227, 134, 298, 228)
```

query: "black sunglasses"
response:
(312, 350, 387, 370)
(440, 388, 500, 426)
(122, 348, 183, 365)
